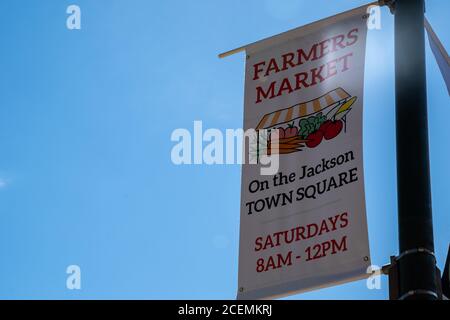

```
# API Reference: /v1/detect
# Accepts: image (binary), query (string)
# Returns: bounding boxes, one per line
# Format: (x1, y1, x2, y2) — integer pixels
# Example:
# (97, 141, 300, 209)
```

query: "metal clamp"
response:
(398, 289, 439, 300)
(395, 247, 436, 263)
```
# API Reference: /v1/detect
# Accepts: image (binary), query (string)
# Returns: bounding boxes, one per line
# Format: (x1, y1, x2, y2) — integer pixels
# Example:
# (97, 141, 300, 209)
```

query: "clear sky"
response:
(0, 0, 448, 299)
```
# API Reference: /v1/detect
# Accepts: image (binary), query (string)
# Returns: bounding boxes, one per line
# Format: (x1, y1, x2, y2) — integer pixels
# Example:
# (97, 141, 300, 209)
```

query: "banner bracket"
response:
(378, 0, 396, 14)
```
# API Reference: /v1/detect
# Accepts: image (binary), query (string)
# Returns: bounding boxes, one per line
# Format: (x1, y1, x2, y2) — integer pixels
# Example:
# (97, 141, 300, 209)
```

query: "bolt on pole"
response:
(394, 0, 438, 300)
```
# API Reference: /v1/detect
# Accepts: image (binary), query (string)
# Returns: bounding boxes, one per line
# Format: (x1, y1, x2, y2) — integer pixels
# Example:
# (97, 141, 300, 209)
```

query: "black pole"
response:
(394, 0, 438, 300)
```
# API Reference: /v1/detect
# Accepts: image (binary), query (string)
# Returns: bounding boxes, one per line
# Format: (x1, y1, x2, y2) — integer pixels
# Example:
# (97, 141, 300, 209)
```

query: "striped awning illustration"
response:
(256, 87, 351, 130)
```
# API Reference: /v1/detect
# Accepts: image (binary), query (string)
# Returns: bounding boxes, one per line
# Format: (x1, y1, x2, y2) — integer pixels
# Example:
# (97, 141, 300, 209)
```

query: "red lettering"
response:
(253, 61, 266, 80)
(282, 52, 296, 71)
(297, 44, 319, 65)
(339, 52, 353, 71)
(318, 39, 331, 58)
(325, 59, 338, 78)
(295, 72, 310, 90)
(265, 58, 280, 77)
(255, 82, 276, 103)
(346, 28, 359, 46)
(340, 212, 349, 228)
(332, 34, 346, 51)
(276, 78, 294, 97)
(255, 237, 263, 251)
(310, 65, 325, 85)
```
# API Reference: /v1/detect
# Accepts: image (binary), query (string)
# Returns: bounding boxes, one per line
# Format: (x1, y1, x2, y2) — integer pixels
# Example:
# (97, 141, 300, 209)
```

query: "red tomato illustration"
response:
(323, 120, 343, 140)
(319, 120, 332, 134)
(284, 126, 299, 138)
(306, 130, 323, 148)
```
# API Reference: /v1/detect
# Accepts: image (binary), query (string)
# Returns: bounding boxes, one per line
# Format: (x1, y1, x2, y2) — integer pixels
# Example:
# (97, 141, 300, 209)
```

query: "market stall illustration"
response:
(254, 87, 357, 157)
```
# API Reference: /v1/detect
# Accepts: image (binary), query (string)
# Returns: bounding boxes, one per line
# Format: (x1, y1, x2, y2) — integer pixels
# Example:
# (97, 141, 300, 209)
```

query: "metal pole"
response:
(394, 0, 438, 300)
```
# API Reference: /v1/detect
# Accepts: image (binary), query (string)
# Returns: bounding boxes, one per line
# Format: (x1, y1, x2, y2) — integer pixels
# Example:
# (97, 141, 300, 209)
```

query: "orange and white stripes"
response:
(256, 87, 350, 130)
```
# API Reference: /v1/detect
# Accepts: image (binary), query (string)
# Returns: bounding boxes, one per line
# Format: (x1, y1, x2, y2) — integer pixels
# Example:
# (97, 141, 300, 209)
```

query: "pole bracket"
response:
(388, 249, 442, 300)
(398, 289, 439, 300)
(395, 247, 436, 263)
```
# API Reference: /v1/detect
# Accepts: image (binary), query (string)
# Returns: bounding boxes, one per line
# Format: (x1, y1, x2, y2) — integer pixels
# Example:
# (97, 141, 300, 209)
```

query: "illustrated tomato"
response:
(323, 120, 343, 140)
(318, 120, 332, 133)
(306, 130, 323, 148)
(284, 125, 299, 138)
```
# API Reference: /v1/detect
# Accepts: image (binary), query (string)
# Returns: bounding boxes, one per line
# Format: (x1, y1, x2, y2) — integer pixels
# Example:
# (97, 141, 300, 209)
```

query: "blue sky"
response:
(0, 0, 448, 299)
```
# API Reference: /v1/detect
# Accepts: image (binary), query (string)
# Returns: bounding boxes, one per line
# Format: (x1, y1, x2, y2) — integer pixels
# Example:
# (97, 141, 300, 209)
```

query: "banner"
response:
(238, 5, 371, 299)
(425, 18, 450, 95)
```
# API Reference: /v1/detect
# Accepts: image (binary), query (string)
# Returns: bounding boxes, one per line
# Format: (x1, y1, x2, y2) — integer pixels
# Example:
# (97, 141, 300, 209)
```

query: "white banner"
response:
(238, 5, 371, 299)
(425, 18, 450, 95)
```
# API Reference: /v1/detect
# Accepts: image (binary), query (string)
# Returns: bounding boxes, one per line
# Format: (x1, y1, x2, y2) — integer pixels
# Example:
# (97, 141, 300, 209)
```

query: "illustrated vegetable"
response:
(268, 147, 304, 155)
(299, 112, 327, 139)
(323, 120, 343, 140)
(319, 120, 332, 133)
(280, 136, 305, 143)
(334, 96, 357, 117)
(284, 122, 299, 138)
(306, 130, 324, 148)
(270, 128, 286, 141)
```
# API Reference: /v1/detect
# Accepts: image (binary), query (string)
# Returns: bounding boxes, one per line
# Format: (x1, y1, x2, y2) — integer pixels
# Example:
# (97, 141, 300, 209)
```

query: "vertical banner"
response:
(238, 5, 371, 299)
(425, 18, 450, 95)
